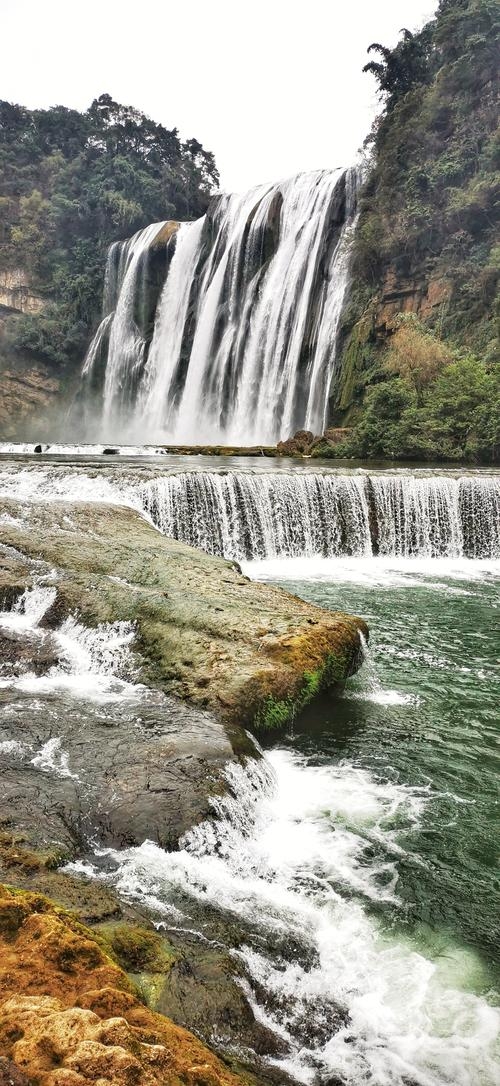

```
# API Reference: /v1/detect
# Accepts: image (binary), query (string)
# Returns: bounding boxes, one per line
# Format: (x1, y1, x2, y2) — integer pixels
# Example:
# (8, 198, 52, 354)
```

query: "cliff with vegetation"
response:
(327, 0, 499, 463)
(0, 94, 218, 437)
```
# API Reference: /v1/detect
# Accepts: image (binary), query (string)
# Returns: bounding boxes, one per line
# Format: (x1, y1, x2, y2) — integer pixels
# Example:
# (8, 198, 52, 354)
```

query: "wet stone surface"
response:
(0, 687, 251, 857)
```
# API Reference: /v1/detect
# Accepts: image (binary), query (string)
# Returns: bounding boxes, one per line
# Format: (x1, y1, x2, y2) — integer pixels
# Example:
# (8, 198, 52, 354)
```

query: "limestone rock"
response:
(0, 497, 367, 732)
(0, 885, 244, 1086)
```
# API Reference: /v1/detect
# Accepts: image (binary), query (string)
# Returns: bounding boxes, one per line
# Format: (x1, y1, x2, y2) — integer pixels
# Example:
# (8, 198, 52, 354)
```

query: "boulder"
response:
(0, 497, 367, 733)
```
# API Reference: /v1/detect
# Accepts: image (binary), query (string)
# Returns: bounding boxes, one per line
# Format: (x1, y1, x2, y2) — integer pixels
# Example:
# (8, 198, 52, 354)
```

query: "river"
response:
(0, 447, 498, 1085)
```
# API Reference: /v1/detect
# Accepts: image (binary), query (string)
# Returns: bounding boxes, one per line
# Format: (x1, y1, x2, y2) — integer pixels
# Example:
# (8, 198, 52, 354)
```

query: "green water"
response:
(262, 567, 500, 998)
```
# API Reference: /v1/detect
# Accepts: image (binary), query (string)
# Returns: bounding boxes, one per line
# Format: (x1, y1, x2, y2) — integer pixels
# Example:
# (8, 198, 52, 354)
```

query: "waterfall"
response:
(76, 168, 359, 444)
(140, 472, 500, 560)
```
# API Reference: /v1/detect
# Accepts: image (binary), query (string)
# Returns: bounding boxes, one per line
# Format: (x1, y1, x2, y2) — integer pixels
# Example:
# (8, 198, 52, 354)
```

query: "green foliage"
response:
(363, 27, 434, 105)
(334, 354, 499, 463)
(0, 93, 219, 368)
(253, 656, 347, 731)
(336, 0, 499, 461)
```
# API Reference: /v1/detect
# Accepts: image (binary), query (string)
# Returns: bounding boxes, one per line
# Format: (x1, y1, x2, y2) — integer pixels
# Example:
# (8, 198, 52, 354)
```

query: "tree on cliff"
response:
(0, 94, 219, 367)
(329, 0, 500, 463)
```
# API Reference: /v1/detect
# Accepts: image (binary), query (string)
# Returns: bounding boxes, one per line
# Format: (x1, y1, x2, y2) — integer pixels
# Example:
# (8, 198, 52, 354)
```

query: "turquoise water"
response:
(256, 562, 500, 999)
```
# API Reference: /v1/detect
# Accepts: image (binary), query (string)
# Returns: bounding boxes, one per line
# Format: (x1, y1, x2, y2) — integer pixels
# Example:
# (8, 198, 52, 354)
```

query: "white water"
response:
(1, 462, 498, 562)
(0, 584, 56, 631)
(0, 586, 139, 701)
(100, 222, 168, 433)
(74, 750, 499, 1086)
(141, 471, 500, 560)
(77, 169, 359, 444)
(243, 555, 500, 587)
(31, 736, 78, 779)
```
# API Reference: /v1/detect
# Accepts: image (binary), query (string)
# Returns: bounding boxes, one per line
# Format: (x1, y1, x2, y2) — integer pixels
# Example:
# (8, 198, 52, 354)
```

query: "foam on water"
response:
(0, 442, 167, 457)
(0, 585, 56, 632)
(0, 586, 140, 702)
(0, 467, 135, 506)
(349, 631, 419, 706)
(0, 739, 27, 756)
(31, 737, 78, 779)
(74, 750, 499, 1085)
(242, 555, 500, 587)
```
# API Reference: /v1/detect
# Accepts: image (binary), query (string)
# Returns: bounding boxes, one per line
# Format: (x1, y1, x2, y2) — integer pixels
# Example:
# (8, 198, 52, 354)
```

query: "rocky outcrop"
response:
(0, 363, 63, 440)
(0, 884, 246, 1086)
(0, 269, 44, 316)
(0, 840, 288, 1076)
(276, 428, 352, 458)
(0, 685, 252, 857)
(0, 498, 367, 731)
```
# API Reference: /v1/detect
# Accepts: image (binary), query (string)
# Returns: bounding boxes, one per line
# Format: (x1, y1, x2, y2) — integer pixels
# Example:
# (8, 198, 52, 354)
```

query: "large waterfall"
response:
(141, 472, 499, 560)
(77, 168, 359, 444)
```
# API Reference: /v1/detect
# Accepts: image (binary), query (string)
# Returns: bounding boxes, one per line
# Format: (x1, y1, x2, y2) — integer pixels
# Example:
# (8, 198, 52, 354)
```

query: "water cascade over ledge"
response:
(75, 168, 359, 444)
(141, 471, 500, 560)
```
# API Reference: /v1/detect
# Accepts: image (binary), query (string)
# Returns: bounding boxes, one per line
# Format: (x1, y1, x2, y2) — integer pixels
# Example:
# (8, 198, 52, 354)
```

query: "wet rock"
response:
(0, 844, 293, 1082)
(0, 690, 250, 855)
(0, 629, 60, 678)
(0, 497, 367, 732)
(277, 429, 316, 456)
(0, 885, 244, 1086)
(153, 937, 286, 1059)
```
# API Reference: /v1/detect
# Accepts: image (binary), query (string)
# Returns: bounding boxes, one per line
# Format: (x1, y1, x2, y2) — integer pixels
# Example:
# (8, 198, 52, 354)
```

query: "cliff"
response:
(328, 0, 499, 462)
(0, 95, 218, 438)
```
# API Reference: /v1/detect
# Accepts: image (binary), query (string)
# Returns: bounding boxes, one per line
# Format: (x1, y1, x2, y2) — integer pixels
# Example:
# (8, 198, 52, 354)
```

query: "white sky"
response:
(2, 0, 437, 193)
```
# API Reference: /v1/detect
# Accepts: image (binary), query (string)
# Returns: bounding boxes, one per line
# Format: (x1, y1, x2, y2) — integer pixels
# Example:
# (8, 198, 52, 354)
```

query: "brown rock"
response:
(0, 885, 244, 1086)
(0, 1058, 33, 1085)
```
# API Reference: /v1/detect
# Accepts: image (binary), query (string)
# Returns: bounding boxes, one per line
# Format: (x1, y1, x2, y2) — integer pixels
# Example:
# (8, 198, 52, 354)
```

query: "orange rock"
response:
(0, 887, 243, 1086)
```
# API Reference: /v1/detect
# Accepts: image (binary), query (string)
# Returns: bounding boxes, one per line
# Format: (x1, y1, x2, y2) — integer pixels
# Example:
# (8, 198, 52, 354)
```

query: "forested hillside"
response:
(0, 94, 218, 435)
(328, 0, 499, 462)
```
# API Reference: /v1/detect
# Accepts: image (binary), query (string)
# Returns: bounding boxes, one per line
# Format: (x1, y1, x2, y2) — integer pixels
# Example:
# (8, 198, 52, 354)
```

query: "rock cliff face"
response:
(0, 268, 45, 315)
(0, 282, 69, 440)
(331, 0, 499, 432)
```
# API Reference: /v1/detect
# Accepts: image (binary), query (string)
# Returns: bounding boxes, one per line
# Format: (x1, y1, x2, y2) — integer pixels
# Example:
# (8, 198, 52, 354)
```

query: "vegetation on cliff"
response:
(0, 94, 218, 368)
(331, 0, 499, 462)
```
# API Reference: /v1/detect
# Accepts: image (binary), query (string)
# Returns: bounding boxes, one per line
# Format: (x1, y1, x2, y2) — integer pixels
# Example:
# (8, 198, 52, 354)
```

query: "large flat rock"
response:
(0, 497, 367, 730)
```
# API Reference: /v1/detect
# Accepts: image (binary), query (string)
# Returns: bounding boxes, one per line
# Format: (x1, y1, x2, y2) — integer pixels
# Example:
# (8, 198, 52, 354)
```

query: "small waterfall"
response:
(141, 472, 372, 559)
(140, 472, 500, 560)
(76, 168, 359, 444)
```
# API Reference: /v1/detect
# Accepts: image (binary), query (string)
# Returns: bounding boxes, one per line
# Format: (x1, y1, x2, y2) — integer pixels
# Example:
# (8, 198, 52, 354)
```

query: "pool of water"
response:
(257, 562, 499, 989)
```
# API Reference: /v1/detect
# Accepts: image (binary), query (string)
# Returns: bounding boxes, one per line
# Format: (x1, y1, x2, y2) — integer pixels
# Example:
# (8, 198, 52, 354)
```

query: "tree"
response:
(363, 27, 433, 104)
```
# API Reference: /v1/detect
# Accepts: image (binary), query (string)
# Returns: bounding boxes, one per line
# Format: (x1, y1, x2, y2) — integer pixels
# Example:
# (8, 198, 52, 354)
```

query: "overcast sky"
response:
(2, 0, 437, 193)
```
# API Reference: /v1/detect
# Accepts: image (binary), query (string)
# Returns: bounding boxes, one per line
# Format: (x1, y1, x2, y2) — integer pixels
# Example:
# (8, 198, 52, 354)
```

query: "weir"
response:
(77, 168, 359, 444)
(141, 471, 500, 560)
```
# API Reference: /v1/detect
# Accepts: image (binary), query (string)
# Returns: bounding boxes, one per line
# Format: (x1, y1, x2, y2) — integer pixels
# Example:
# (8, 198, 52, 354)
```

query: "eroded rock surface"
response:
(0, 885, 246, 1086)
(0, 497, 366, 731)
(0, 690, 246, 856)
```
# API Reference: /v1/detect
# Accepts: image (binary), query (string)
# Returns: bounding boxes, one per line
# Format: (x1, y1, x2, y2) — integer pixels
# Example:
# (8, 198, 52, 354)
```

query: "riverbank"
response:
(0, 452, 498, 1085)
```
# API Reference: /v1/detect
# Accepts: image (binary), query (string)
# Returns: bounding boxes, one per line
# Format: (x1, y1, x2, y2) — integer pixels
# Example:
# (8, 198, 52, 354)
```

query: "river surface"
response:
(0, 450, 499, 1085)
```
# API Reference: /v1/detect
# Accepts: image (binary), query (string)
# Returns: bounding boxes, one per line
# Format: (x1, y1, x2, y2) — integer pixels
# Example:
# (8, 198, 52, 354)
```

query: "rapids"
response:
(0, 450, 499, 1085)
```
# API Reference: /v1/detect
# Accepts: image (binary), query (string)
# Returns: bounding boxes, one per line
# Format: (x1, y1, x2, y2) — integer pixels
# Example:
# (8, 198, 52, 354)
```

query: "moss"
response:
(95, 922, 176, 976)
(254, 695, 292, 731)
(333, 307, 375, 419)
(253, 651, 352, 732)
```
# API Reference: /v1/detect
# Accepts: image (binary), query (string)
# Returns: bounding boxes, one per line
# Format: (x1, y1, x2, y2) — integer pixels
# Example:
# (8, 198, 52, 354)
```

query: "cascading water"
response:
(76, 168, 359, 444)
(141, 472, 500, 560)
